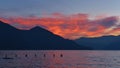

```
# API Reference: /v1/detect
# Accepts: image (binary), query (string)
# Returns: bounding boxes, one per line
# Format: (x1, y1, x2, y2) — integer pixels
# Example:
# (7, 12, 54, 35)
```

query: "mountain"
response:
(75, 36, 120, 50)
(0, 21, 92, 50)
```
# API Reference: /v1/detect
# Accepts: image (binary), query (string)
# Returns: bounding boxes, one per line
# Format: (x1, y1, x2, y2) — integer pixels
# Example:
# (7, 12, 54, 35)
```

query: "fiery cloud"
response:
(0, 13, 120, 40)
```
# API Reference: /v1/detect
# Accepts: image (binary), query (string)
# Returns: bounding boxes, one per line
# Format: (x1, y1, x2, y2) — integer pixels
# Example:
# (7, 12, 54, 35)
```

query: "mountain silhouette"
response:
(75, 36, 120, 50)
(0, 21, 92, 50)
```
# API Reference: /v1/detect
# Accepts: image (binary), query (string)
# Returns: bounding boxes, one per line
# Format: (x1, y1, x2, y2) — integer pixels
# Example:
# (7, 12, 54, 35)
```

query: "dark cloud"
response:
(98, 17, 118, 28)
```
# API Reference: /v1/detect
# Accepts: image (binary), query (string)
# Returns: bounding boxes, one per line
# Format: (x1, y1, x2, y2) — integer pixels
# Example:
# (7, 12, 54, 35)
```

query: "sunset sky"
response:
(0, 0, 120, 39)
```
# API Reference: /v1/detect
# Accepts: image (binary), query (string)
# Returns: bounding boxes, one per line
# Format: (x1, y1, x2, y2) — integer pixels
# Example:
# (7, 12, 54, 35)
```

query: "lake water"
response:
(0, 50, 120, 68)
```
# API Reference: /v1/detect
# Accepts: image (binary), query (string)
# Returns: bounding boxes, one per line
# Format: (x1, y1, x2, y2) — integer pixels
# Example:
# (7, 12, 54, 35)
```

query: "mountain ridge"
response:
(0, 21, 92, 50)
(75, 36, 120, 50)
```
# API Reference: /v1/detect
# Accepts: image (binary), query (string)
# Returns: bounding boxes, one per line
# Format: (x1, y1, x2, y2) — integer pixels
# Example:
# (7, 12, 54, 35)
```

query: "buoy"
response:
(60, 54, 63, 57)
(44, 54, 46, 57)
(25, 54, 28, 57)
(53, 54, 55, 58)
(15, 54, 17, 57)
(35, 54, 37, 57)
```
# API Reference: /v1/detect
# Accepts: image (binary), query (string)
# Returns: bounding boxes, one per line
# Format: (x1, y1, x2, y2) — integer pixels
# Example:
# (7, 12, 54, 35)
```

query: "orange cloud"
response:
(0, 13, 120, 40)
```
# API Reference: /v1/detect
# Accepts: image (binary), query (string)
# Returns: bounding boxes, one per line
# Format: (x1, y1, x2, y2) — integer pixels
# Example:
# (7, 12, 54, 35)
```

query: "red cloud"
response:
(0, 13, 119, 40)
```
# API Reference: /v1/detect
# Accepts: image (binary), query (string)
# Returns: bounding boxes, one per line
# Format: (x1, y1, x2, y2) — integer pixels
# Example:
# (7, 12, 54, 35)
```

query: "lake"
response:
(0, 50, 120, 68)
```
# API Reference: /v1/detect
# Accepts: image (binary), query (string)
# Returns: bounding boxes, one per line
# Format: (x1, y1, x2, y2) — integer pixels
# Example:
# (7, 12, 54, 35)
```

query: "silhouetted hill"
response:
(0, 21, 92, 50)
(75, 36, 120, 50)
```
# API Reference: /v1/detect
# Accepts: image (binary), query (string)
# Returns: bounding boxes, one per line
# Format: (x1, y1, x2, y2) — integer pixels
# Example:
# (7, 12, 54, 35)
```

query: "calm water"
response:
(0, 50, 120, 68)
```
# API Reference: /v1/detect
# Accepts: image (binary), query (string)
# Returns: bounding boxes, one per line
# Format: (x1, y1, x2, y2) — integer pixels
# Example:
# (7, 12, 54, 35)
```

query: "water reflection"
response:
(0, 50, 120, 68)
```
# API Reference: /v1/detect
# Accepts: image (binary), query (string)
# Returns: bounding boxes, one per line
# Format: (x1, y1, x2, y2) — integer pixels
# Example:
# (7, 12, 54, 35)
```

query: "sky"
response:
(0, 0, 120, 39)
(1, 0, 120, 17)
